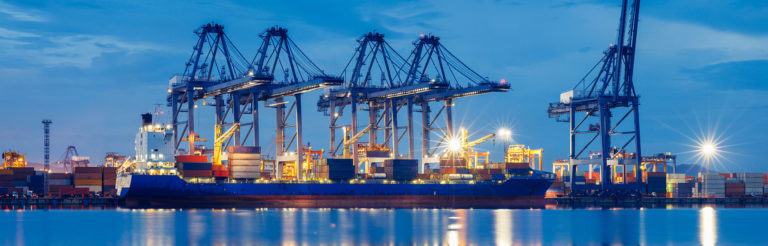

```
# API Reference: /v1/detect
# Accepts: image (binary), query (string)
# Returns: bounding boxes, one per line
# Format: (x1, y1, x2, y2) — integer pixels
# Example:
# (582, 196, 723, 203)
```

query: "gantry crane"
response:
(169, 23, 341, 181)
(547, 0, 643, 191)
(318, 32, 509, 174)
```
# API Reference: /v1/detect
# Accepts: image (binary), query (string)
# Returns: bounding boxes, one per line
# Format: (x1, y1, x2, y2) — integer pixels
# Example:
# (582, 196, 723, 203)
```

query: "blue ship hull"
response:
(120, 175, 554, 208)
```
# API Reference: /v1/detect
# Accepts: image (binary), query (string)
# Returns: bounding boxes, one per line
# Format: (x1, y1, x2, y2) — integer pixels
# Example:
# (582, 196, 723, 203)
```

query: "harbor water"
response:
(0, 206, 765, 245)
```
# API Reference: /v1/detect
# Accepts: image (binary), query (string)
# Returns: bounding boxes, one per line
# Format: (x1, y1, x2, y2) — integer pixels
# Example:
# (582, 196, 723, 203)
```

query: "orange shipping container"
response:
(73, 179, 102, 186)
(75, 173, 102, 180)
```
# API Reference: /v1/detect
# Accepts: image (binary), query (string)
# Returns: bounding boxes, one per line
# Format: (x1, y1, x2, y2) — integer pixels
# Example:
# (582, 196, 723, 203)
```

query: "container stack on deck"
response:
(176, 155, 212, 181)
(439, 159, 469, 179)
(228, 146, 262, 179)
(322, 159, 354, 180)
(383, 159, 418, 180)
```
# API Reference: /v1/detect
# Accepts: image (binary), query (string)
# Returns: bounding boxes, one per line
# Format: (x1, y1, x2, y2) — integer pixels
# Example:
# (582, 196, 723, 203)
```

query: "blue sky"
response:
(1, 0, 766, 172)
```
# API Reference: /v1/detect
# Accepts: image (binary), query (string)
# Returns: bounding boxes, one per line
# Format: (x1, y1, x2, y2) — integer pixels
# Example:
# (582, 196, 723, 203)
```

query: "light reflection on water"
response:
(0, 207, 765, 245)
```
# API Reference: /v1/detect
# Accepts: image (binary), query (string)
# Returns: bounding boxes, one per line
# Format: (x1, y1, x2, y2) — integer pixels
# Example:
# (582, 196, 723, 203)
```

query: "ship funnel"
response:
(141, 113, 153, 126)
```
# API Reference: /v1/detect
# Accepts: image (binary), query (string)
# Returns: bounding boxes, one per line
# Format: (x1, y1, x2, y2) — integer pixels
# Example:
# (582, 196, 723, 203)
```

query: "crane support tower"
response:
(548, 0, 643, 192)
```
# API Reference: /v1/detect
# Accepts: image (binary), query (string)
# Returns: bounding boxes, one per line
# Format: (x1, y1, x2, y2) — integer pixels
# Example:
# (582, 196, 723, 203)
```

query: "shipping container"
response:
(228, 146, 261, 153)
(178, 162, 213, 170)
(176, 155, 208, 162)
(228, 153, 261, 160)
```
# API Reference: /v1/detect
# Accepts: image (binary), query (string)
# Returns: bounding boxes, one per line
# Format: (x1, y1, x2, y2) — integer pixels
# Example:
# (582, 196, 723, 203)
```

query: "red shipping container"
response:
(585, 172, 601, 179)
(646, 172, 666, 178)
(181, 170, 212, 177)
(213, 170, 228, 177)
(440, 167, 457, 174)
(260, 172, 272, 179)
(176, 155, 208, 163)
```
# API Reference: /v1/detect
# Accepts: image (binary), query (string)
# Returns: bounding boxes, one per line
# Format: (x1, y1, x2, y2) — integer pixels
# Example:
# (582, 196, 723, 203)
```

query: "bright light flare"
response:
(497, 128, 511, 138)
(448, 138, 462, 152)
(700, 142, 716, 156)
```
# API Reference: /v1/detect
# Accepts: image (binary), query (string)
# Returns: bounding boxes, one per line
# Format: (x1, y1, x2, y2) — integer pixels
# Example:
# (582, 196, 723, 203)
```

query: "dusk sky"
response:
(1, 0, 766, 172)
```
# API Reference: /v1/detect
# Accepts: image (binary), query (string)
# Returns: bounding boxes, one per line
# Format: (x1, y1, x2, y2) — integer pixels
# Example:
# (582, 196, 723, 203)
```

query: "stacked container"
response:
(176, 155, 212, 179)
(103, 167, 117, 195)
(696, 173, 725, 198)
(49, 173, 73, 197)
(646, 172, 666, 195)
(500, 162, 531, 176)
(666, 173, 686, 194)
(383, 159, 418, 180)
(324, 158, 355, 180)
(28, 171, 47, 195)
(74, 167, 103, 193)
(228, 146, 262, 179)
(11, 167, 34, 189)
(734, 173, 764, 196)
(725, 180, 745, 197)
(475, 168, 503, 181)
(673, 182, 694, 198)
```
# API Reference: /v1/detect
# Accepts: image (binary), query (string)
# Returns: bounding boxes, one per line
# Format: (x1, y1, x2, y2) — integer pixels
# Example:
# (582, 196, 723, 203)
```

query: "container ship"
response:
(117, 115, 555, 208)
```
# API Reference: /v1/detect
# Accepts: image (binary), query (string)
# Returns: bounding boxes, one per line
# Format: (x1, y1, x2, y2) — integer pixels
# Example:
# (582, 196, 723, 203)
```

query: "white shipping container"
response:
(76, 185, 102, 193)
(231, 165, 261, 172)
(447, 174, 462, 180)
(667, 174, 685, 179)
(735, 173, 763, 178)
(230, 159, 261, 166)
(232, 172, 261, 179)
(461, 174, 474, 180)
(229, 153, 261, 160)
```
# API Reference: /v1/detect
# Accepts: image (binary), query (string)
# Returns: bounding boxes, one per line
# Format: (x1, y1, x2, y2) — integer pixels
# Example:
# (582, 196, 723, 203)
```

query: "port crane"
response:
(318, 32, 509, 174)
(169, 23, 341, 180)
(56, 146, 89, 172)
(547, 0, 643, 192)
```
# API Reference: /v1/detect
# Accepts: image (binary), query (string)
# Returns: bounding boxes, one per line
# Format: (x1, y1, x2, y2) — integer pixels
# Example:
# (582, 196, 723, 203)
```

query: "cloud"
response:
(640, 18, 768, 66)
(0, 27, 40, 38)
(0, 29, 163, 68)
(0, 1, 46, 22)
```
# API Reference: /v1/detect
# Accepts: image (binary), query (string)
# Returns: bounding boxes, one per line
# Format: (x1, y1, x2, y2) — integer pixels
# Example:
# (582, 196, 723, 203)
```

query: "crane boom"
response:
(342, 125, 372, 158)
(212, 123, 241, 165)
(466, 133, 495, 148)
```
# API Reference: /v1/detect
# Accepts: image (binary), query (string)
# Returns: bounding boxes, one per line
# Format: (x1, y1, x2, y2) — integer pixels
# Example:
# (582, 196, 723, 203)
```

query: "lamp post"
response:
(700, 142, 717, 197)
(497, 128, 511, 162)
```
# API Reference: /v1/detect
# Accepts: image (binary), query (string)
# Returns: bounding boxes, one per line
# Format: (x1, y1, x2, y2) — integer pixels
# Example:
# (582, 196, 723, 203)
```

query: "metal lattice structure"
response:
(169, 23, 341, 180)
(42, 119, 52, 172)
(547, 0, 642, 190)
(318, 32, 509, 173)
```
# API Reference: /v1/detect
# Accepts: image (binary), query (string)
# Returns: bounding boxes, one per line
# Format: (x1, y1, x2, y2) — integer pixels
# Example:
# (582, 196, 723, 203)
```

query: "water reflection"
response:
(699, 207, 717, 246)
(0, 207, 761, 245)
(493, 209, 512, 246)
